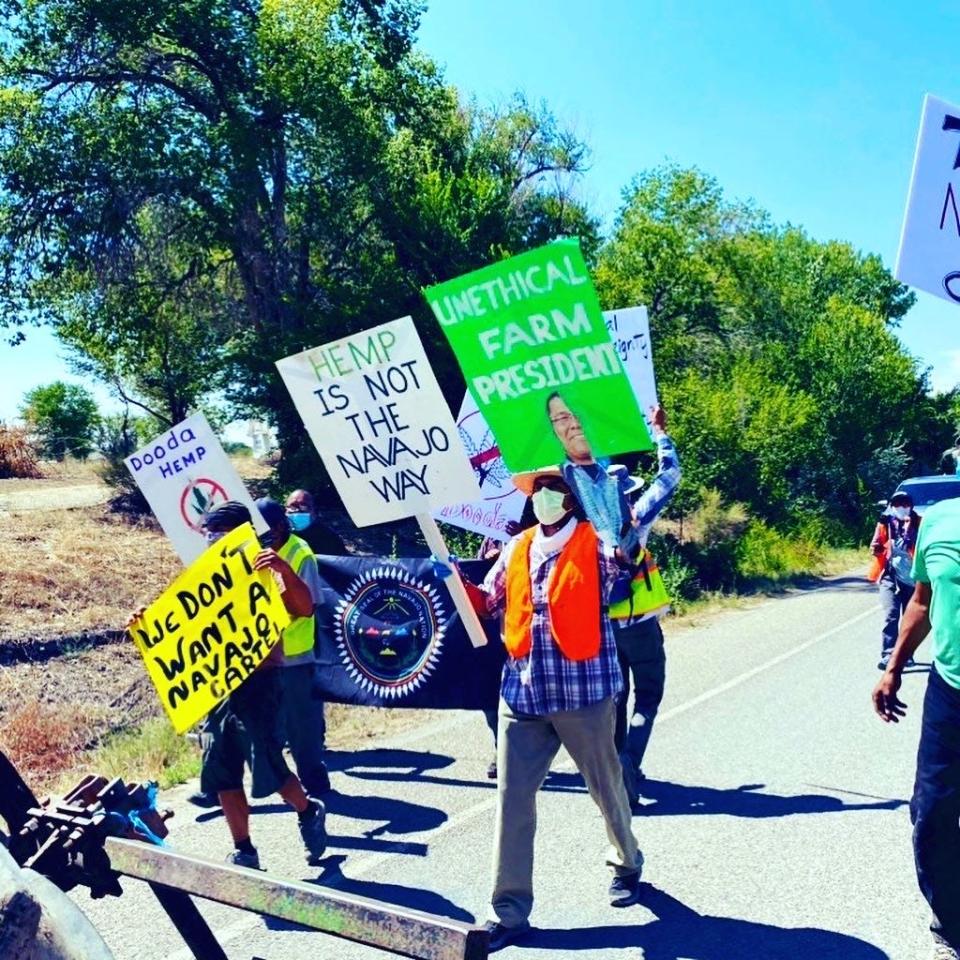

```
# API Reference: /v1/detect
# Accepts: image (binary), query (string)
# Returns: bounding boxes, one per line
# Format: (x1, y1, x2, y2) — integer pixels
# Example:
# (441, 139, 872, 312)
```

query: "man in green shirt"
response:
(873, 496, 960, 960)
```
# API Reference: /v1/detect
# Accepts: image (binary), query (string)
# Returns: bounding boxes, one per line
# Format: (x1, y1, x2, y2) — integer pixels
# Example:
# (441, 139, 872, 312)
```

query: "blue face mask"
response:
(287, 512, 312, 532)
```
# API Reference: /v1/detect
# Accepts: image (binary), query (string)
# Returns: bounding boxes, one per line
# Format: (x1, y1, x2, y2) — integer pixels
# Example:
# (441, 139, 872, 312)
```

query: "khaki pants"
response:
(490, 696, 642, 927)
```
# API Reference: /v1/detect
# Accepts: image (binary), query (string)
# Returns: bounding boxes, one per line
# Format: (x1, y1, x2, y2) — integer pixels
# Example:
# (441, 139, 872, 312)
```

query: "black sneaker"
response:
(482, 919, 530, 953)
(877, 654, 891, 671)
(186, 790, 220, 809)
(486, 759, 498, 780)
(299, 799, 328, 865)
(609, 872, 642, 907)
(226, 847, 261, 870)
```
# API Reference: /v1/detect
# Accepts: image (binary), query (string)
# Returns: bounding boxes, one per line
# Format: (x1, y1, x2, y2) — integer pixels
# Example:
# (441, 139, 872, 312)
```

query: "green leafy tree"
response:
(0, 0, 595, 488)
(50, 201, 238, 425)
(597, 164, 951, 540)
(20, 381, 100, 460)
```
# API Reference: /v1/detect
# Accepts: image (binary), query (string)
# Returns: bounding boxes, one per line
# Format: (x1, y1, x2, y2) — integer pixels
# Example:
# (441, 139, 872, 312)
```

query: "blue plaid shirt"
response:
(481, 518, 623, 715)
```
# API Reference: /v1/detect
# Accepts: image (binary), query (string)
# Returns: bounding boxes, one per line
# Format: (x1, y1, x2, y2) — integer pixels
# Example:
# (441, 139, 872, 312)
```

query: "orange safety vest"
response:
(866, 516, 919, 582)
(504, 522, 602, 661)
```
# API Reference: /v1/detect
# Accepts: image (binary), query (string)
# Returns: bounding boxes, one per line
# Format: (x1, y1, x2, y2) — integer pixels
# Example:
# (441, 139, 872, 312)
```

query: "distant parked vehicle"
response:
(889, 475, 960, 516)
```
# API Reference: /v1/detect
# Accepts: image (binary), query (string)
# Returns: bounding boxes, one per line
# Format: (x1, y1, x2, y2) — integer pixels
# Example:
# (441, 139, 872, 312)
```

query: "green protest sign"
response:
(424, 238, 652, 472)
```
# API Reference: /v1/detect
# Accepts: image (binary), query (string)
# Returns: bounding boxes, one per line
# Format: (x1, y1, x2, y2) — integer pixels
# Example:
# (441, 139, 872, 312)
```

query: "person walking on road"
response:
(609, 405, 681, 805)
(872, 497, 960, 960)
(257, 497, 332, 796)
(463, 468, 642, 953)
(869, 491, 921, 670)
(130, 501, 328, 872)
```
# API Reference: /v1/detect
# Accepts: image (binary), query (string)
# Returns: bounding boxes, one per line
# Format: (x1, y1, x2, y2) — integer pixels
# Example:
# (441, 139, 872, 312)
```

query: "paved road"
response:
(71, 574, 931, 960)
(0, 481, 109, 513)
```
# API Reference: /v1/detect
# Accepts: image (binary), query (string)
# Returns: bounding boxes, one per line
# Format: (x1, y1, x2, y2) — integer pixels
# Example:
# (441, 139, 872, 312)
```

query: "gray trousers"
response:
(490, 696, 642, 927)
(879, 576, 913, 656)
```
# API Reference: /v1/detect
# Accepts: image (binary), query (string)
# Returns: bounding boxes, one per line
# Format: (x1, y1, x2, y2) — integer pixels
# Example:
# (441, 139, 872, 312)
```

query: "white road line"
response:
(658, 604, 880, 723)
(161, 601, 879, 959)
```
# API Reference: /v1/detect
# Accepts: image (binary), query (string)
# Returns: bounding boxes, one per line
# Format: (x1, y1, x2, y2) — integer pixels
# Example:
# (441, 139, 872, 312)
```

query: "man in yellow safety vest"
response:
(255, 498, 331, 797)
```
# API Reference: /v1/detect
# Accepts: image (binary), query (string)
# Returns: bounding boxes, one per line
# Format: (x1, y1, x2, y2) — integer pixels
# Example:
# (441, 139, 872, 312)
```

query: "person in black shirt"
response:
(285, 489, 349, 556)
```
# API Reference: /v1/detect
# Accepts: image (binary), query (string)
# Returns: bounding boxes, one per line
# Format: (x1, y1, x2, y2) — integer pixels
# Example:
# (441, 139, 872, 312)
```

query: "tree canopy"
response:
(0, 5, 953, 542)
(19, 381, 100, 460)
(0, 0, 595, 480)
(596, 164, 952, 533)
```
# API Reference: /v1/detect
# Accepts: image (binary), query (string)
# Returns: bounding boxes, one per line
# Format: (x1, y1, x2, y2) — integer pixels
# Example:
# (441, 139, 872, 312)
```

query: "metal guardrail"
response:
(1, 752, 489, 960)
(105, 838, 488, 960)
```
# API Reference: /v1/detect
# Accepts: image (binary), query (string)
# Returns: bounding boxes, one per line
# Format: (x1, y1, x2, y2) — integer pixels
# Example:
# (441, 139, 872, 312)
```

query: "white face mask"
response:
(892, 506, 911, 521)
(532, 487, 569, 525)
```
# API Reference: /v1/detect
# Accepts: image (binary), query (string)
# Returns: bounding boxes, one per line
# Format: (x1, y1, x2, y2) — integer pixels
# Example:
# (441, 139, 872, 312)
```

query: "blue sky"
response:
(2, 0, 959, 420)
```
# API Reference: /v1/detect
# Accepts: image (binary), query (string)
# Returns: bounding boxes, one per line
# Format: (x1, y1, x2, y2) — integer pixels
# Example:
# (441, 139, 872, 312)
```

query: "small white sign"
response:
(124, 412, 267, 565)
(433, 391, 527, 540)
(896, 93, 960, 304)
(604, 306, 659, 425)
(276, 316, 481, 527)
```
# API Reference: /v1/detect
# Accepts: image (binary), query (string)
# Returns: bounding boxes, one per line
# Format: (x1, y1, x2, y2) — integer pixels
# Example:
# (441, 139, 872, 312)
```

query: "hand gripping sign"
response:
(276, 316, 488, 646)
(423, 238, 653, 474)
(124, 412, 267, 565)
(128, 524, 290, 734)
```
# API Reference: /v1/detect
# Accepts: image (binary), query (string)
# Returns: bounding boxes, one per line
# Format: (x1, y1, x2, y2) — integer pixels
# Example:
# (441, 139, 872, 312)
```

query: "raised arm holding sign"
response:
(128, 522, 290, 734)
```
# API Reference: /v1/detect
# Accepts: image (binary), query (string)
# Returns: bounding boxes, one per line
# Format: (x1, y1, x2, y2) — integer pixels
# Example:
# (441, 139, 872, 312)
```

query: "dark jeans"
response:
(614, 617, 666, 798)
(281, 664, 329, 796)
(912, 667, 960, 948)
(879, 576, 913, 656)
(483, 707, 499, 749)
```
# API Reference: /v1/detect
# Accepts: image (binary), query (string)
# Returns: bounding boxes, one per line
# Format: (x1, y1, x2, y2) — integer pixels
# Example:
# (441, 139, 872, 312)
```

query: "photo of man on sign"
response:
(424, 238, 652, 474)
(547, 391, 594, 465)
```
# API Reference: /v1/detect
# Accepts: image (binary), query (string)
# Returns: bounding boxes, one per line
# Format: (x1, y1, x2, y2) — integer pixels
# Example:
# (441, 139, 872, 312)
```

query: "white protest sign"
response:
(896, 93, 960, 304)
(433, 391, 527, 540)
(276, 316, 481, 527)
(125, 412, 267, 565)
(604, 306, 659, 423)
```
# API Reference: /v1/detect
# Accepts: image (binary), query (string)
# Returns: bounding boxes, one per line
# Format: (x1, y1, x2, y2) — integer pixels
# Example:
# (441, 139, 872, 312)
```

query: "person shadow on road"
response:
(528, 883, 887, 959)
(541, 775, 907, 818)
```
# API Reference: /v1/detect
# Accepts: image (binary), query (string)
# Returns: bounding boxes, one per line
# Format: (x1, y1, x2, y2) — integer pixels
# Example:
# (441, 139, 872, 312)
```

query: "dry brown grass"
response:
(0, 504, 179, 640)
(1, 699, 107, 788)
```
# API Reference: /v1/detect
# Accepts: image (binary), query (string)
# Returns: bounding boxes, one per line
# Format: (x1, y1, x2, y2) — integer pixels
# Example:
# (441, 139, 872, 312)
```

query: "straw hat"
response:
(511, 466, 564, 497)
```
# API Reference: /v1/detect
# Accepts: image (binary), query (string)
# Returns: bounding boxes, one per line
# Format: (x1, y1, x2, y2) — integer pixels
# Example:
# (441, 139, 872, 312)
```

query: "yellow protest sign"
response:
(128, 523, 291, 733)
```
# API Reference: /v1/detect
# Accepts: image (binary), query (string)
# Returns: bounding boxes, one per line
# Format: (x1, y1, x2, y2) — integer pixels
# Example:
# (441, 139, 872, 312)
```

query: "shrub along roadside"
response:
(83, 718, 201, 792)
(649, 488, 864, 612)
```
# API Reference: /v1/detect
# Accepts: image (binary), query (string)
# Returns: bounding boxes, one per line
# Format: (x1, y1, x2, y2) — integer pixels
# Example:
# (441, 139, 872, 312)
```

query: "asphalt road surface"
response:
(70, 574, 931, 960)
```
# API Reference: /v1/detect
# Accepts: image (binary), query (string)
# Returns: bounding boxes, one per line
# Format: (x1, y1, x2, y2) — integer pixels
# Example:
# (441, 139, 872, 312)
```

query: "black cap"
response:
(890, 491, 913, 506)
(255, 497, 287, 529)
(202, 500, 252, 532)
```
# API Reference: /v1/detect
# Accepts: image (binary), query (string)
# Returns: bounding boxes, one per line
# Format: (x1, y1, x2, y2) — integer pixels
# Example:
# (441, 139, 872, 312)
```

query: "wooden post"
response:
(415, 514, 488, 648)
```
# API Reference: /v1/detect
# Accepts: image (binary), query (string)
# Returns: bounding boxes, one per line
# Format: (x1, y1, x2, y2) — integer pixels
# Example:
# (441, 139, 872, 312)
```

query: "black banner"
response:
(313, 557, 504, 709)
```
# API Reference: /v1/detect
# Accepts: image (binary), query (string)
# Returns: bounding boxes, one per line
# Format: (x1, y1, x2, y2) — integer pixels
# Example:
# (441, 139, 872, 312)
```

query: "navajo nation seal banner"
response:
(128, 523, 290, 733)
(313, 557, 504, 709)
(424, 239, 652, 473)
(276, 316, 481, 526)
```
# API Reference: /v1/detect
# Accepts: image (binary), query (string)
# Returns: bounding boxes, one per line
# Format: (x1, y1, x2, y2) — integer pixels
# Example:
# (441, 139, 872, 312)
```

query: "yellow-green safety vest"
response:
(608, 550, 671, 622)
(278, 534, 317, 658)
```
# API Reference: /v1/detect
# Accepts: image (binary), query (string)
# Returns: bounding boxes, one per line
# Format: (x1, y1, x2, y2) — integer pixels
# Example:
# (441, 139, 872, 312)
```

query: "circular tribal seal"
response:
(334, 565, 446, 699)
